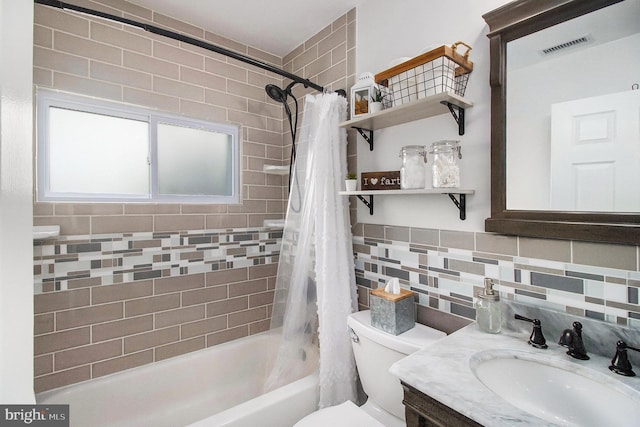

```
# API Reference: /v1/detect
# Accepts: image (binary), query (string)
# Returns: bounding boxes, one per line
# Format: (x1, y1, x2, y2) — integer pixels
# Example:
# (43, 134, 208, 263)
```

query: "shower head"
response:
(265, 84, 288, 103)
(265, 81, 298, 104)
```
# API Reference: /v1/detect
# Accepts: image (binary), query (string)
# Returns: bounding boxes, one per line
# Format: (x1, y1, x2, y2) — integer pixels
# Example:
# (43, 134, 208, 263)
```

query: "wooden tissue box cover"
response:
(361, 171, 401, 190)
(370, 288, 415, 335)
(370, 287, 414, 301)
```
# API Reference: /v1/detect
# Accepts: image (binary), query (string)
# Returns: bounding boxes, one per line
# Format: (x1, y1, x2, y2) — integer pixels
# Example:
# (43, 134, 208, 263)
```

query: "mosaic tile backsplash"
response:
(353, 223, 640, 329)
(34, 228, 282, 294)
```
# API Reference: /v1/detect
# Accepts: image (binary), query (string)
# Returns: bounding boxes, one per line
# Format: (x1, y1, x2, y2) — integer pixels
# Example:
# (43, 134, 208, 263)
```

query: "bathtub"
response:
(36, 332, 319, 427)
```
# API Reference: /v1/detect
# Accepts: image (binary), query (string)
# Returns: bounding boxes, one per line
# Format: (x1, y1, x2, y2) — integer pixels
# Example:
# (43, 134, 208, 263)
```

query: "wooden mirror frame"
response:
(483, 0, 640, 245)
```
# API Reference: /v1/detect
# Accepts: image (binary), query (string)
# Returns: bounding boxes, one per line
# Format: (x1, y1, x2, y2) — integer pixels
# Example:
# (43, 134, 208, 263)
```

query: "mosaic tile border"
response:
(353, 226, 640, 328)
(34, 228, 283, 294)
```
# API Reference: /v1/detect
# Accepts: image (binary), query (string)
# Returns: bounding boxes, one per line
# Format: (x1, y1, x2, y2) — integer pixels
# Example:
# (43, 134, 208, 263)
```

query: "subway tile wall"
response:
(32, 1, 356, 392)
(353, 223, 640, 330)
(33, 0, 289, 235)
(282, 8, 358, 178)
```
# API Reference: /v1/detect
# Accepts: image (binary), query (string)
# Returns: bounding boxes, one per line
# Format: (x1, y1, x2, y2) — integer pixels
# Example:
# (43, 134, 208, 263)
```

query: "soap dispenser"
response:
(476, 278, 502, 333)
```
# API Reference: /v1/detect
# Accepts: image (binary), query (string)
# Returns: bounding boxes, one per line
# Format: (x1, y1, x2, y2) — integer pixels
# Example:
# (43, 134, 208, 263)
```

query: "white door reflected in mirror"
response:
(550, 90, 640, 212)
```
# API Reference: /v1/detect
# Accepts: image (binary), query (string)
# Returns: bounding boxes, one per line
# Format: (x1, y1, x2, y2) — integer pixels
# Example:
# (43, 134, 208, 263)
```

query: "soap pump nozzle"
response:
(480, 278, 499, 301)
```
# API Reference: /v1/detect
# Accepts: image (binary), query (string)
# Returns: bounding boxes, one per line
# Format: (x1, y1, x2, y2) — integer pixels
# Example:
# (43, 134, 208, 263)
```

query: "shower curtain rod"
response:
(34, 0, 325, 93)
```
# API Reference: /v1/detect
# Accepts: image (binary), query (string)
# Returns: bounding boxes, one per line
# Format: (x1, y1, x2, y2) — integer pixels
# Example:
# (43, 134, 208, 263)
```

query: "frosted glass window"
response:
(157, 123, 233, 196)
(49, 108, 149, 196)
(37, 89, 240, 203)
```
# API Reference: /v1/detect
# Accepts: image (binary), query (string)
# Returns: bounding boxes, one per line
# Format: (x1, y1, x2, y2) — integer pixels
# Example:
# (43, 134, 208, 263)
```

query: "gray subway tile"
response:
(133, 270, 162, 280)
(440, 230, 474, 250)
(363, 224, 384, 240)
(448, 259, 485, 276)
(585, 310, 605, 321)
(450, 302, 476, 320)
(515, 289, 546, 300)
(356, 276, 372, 288)
(472, 256, 499, 265)
(566, 271, 604, 281)
(411, 228, 440, 246)
(519, 237, 570, 263)
(531, 272, 583, 294)
(383, 266, 410, 281)
(476, 233, 517, 256)
(385, 226, 410, 242)
(428, 266, 460, 277)
(573, 241, 637, 271)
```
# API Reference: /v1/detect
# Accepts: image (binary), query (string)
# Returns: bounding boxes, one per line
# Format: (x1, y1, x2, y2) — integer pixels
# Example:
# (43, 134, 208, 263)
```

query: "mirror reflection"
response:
(505, 0, 640, 212)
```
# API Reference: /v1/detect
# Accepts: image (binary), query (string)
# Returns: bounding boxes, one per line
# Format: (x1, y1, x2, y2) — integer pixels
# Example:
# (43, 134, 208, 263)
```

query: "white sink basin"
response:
(470, 350, 640, 426)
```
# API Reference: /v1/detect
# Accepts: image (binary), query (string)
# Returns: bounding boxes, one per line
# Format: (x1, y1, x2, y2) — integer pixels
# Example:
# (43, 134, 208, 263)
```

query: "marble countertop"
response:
(390, 323, 640, 426)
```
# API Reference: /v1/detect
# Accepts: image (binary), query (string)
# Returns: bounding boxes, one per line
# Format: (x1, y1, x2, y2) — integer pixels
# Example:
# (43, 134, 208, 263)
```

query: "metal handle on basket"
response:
(451, 41, 472, 60)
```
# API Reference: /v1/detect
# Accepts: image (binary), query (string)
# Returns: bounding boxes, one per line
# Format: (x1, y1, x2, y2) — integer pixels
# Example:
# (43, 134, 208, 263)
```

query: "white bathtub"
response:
(36, 332, 319, 427)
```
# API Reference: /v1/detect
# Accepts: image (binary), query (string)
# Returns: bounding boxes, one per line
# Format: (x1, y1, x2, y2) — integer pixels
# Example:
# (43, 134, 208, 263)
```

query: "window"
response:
(36, 89, 240, 203)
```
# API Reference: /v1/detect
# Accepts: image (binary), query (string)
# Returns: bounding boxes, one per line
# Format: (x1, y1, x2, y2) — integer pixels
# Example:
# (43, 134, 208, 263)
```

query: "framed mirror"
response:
(483, 0, 640, 244)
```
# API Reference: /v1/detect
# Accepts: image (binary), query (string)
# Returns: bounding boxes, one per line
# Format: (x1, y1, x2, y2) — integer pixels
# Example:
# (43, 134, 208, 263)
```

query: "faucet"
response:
(514, 314, 548, 349)
(609, 340, 640, 377)
(558, 321, 589, 360)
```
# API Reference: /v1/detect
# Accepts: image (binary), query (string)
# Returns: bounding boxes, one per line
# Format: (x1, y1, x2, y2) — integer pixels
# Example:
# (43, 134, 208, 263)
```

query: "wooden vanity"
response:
(402, 382, 481, 427)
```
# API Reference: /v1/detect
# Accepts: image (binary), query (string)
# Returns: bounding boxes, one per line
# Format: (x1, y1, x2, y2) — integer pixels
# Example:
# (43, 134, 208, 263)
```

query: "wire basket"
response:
(375, 42, 473, 107)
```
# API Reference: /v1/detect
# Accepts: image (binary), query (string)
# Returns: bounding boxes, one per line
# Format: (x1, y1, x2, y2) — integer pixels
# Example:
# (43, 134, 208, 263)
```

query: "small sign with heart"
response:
(361, 171, 401, 190)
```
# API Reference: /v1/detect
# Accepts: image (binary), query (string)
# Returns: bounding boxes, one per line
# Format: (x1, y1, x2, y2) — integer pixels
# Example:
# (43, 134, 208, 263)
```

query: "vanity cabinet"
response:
(338, 92, 475, 220)
(402, 382, 482, 427)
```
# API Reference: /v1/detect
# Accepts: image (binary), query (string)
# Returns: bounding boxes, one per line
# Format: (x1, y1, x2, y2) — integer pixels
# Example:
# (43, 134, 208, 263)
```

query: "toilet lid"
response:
(294, 401, 386, 427)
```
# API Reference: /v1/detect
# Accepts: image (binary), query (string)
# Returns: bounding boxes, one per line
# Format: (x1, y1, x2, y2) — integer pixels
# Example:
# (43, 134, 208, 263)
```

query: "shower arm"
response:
(34, 0, 327, 94)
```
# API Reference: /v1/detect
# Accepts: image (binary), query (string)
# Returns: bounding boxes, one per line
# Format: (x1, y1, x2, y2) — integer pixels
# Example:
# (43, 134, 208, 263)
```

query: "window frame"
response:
(36, 89, 241, 204)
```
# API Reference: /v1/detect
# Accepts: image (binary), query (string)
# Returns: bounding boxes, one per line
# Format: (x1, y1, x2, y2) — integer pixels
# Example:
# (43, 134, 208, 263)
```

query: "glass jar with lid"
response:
(399, 145, 427, 189)
(429, 140, 461, 188)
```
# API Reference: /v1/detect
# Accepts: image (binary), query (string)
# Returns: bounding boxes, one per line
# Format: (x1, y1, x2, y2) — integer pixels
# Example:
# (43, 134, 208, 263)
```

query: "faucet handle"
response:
(515, 314, 548, 349)
(572, 321, 584, 337)
(609, 340, 640, 377)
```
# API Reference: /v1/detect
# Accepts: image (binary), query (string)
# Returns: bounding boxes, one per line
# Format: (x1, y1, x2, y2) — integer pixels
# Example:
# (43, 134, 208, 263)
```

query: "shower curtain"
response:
(265, 92, 358, 409)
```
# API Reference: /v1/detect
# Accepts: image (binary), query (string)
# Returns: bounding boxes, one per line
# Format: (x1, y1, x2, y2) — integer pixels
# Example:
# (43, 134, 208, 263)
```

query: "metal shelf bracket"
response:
(356, 195, 374, 215)
(353, 127, 374, 151)
(441, 101, 466, 135)
(349, 191, 468, 219)
(447, 193, 467, 220)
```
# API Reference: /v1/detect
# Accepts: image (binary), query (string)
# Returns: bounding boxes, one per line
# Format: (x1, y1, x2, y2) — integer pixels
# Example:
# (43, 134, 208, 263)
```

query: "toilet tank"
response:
(347, 310, 445, 420)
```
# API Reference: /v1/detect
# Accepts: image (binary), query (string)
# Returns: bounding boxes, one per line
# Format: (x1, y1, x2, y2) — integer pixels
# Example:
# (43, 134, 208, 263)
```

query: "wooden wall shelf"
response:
(339, 189, 475, 220)
(339, 92, 473, 150)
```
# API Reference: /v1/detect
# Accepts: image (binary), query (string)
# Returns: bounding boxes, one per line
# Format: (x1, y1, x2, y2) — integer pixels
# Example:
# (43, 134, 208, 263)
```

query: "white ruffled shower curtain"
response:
(264, 92, 358, 409)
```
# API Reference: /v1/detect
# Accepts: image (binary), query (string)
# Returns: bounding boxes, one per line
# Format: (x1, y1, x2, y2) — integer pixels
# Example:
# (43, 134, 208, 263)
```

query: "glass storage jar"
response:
(399, 145, 427, 189)
(429, 140, 461, 188)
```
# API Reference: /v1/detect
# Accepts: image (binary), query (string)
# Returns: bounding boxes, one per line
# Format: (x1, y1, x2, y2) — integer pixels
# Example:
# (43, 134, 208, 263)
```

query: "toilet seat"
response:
(294, 400, 385, 427)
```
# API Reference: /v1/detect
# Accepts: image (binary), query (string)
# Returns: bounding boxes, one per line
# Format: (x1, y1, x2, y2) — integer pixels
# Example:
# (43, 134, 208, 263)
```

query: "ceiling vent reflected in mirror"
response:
(540, 34, 593, 55)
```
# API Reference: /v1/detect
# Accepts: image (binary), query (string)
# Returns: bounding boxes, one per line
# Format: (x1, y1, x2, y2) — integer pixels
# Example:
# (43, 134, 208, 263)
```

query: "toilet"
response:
(295, 310, 446, 426)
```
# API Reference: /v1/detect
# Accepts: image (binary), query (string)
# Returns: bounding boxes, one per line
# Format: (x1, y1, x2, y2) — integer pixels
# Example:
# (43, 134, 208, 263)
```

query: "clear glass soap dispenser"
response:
(476, 278, 502, 333)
